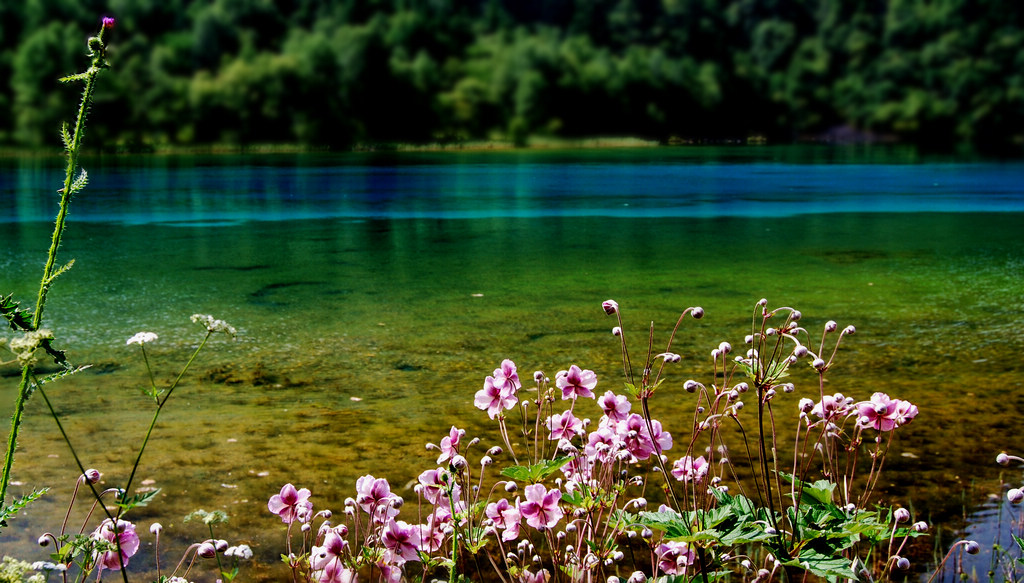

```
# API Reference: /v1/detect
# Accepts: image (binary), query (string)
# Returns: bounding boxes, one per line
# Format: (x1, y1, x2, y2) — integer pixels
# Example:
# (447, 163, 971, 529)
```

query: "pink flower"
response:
(475, 376, 518, 419)
(585, 425, 622, 463)
(857, 392, 899, 432)
(268, 483, 313, 524)
(671, 455, 709, 483)
(416, 515, 446, 552)
(523, 569, 551, 583)
(657, 540, 695, 575)
(417, 468, 460, 507)
(811, 394, 848, 421)
(91, 518, 140, 572)
(519, 484, 563, 530)
(546, 410, 583, 441)
(355, 475, 400, 523)
(491, 359, 521, 394)
(485, 498, 522, 541)
(598, 391, 631, 422)
(556, 365, 597, 400)
(436, 426, 465, 465)
(381, 519, 421, 565)
(311, 528, 349, 582)
(892, 399, 919, 427)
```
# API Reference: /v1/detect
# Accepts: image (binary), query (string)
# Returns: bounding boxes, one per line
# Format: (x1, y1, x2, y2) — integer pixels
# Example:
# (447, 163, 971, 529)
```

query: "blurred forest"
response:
(2, 0, 1022, 151)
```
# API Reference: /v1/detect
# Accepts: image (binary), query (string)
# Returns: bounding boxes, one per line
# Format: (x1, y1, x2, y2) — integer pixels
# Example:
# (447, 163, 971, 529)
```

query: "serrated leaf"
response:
(59, 72, 90, 83)
(782, 549, 859, 580)
(1, 294, 35, 332)
(117, 488, 161, 513)
(68, 169, 88, 195)
(623, 382, 640, 398)
(0, 488, 48, 530)
(500, 456, 573, 483)
(61, 123, 72, 150)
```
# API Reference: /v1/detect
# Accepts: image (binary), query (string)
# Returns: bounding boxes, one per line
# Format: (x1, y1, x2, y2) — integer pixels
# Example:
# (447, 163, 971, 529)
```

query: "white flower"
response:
(190, 314, 237, 337)
(126, 332, 158, 346)
(225, 544, 253, 560)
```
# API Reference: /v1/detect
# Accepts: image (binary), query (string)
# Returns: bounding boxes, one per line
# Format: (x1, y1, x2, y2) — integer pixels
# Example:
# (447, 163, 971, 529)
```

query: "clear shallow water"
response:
(0, 146, 1022, 579)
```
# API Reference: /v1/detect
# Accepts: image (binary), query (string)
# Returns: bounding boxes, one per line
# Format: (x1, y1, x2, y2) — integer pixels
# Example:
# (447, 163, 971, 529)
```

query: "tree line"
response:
(2, 0, 1022, 151)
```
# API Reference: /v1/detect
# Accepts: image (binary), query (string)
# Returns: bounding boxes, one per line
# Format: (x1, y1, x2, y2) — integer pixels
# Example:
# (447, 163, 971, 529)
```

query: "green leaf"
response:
(500, 456, 573, 483)
(59, 72, 90, 83)
(0, 294, 35, 332)
(68, 169, 88, 195)
(623, 382, 640, 398)
(1014, 533, 1024, 554)
(0, 488, 47, 530)
(117, 488, 161, 513)
(781, 548, 859, 581)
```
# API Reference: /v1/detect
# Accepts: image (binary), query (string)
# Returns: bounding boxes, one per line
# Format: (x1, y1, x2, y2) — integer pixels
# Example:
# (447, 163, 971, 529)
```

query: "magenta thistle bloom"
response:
(436, 426, 466, 465)
(546, 410, 583, 441)
(656, 540, 695, 575)
(485, 497, 522, 541)
(671, 455, 709, 483)
(556, 365, 597, 400)
(519, 484, 563, 530)
(91, 519, 140, 572)
(268, 483, 313, 524)
(475, 376, 518, 419)
(381, 519, 421, 565)
(597, 390, 631, 422)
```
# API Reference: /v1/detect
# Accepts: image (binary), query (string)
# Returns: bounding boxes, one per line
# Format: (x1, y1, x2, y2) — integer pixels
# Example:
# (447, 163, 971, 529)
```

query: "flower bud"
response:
(534, 371, 545, 383)
(505, 481, 518, 493)
(480, 455, 493, 466)
(912, 521, 928, 532)
(602, 300, 619, 315)
(628, 571, 646, 583)
(843, 325, 856, 335)
(83, 469, 101, 484)
(964, 540, 980, 555)
(1008, 488, 1024, 504)
(690, 307, 704, 319)
(683, 380, 699, 393)
(150, 523, 163, 535)
(893, 508, 910, 523)
(37, 535, 49, 547)
(793, 345, 808, 358)
(790, 310, 802, 322)
(812, 358, 826, 370)
(997, 452, 1010, 465)
(451, 455, 468, 470)
(718, 342, 731, 354)
(896, 556, 910, 570)
(612, 326, 622, 336)
(197, 542, 218, 558)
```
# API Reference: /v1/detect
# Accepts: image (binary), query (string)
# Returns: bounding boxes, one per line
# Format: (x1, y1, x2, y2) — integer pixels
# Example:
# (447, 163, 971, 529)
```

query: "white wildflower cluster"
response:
(190, 314, 237, 337)
(126, 331, 158, 346)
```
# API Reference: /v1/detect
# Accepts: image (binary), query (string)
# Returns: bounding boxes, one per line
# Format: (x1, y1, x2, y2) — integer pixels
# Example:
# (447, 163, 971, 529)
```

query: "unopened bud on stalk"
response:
(718, 342, 731, 354)
(812, 358, 826, 370)
(612, 326, 622, 336)
(964, 540, 981, 554)
(1008, 488, 1024, 504)
(451, 455, 468, 470)
(197, 542, 218, 558)
(997, 452, 1011, 465)
(825, 320, 838, 332)
(893, 508, 910, 523)
(843, 325, 856, 335)
(684, 380, 699, 393)
(83, 469, 101, 484)
(602, 300, 619, 315)
(690, 307, 704, 319)
(896, 556, 910, 570)
(790, 310, 802, 321)
(912, 521, 928, 532)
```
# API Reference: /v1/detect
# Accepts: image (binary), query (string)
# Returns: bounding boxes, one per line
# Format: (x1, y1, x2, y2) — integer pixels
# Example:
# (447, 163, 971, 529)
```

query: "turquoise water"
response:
(1, 146, 1022, 578)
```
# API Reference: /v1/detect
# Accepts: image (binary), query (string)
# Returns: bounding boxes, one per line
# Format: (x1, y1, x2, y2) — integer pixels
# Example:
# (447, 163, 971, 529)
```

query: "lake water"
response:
(1, 146, 1022, 579)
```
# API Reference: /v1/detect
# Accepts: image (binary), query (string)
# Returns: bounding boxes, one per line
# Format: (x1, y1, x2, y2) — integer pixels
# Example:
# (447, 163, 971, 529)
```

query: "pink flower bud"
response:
(83, 469, 101, 484)
(997, 453, 1010, 465)
(150, 523, 163, 535)
(824, 320, 838, 332)
(964, 540, 980, 555)
(896, 556, 910, 570)
(102, 16, 115, 29)
(612, 326, 622, 336)
(1008, 488, 1024, 504)
(690, 306, 704, 319)
(602, 300, 619, 315)
(893, 508, 910, 523)
(197, 542, 217, 558)
(912, 521, 928, 532)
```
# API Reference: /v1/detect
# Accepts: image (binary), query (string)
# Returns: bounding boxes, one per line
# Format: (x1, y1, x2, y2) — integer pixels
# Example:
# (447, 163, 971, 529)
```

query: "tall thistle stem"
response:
(0, 18, 113, 513)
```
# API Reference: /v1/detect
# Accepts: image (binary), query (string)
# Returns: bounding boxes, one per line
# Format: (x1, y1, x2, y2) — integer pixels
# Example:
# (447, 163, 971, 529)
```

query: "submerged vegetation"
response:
(2, 0, 1023, 151)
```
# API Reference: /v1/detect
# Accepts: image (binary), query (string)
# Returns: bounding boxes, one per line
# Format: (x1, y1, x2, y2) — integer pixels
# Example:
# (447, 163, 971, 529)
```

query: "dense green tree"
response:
(3, 0, 1022, 151)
